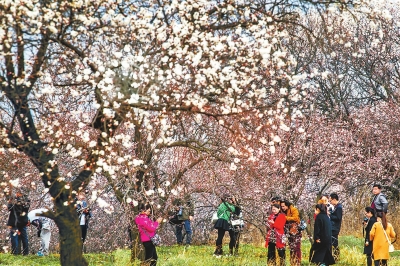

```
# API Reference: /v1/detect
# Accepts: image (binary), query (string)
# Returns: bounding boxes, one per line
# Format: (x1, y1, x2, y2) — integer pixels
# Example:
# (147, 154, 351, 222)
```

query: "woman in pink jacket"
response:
(135, 203, 163, 266)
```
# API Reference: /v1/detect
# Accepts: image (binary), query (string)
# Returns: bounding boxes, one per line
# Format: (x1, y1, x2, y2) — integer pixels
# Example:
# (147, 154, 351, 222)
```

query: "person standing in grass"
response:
(329, 193, 342, 260)
(281, 200, 301, 266)
(76, 192, 92, 244)
(172, 196, 194, 247)
(309, 204, 335, 266)
(213, 194, 239, 256)
(370, 212, 396, 266)
(265, 204, 286, 266)
(7, 189, 30, 255)
(28, 208, 52, 256)
(363, 207, 377, 266)
(230, 198, 243, 256)
(135, 203, 163, 266)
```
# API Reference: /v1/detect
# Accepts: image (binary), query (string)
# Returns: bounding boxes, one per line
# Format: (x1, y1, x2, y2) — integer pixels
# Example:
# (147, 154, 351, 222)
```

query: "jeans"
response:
(332, 231, 339, 248)
(10, 227, 28, 255)
(175, 220, 192, 245)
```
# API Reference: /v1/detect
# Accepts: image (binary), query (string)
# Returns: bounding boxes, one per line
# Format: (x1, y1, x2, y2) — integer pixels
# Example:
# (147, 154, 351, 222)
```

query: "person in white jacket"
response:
(28, 208, 52, 256)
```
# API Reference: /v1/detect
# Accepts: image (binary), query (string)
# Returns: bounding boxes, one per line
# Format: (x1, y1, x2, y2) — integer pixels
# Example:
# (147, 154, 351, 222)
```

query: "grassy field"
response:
(1, 236, 400, 265)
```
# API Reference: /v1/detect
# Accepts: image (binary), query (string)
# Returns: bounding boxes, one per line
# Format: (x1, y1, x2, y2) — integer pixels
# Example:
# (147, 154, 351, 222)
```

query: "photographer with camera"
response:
(6, 189, 31, 255)
(363, 207, 377, 266)
(171, 196, 194, 247)
(76, 192, 92, 244)
(214, 194, 240, 256)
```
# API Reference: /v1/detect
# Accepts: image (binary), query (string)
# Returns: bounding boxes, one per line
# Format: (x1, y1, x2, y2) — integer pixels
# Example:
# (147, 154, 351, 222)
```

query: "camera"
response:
(13, 195, 30, 208)
(363, 217, 369, 224)
(327, 204, 334, 213)
(177, 206, 183, 216)
(15, 196, 26, 205)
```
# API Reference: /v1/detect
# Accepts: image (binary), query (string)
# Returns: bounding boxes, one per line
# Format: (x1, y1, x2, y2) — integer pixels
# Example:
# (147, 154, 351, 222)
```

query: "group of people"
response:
(309, 184, 395, 266)
(134, 184, 395, 266)
(264, 197, 304, 266)
(133, 197, 195, 266)
(134, 194, 242, 266)
(363, 184, 395, 266)
(5, 189, 92, 256)
(5, 183, 389, 265)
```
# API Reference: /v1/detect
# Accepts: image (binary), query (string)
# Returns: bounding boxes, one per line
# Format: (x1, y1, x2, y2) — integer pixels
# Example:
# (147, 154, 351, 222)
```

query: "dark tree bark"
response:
(55, 203, 87, 266)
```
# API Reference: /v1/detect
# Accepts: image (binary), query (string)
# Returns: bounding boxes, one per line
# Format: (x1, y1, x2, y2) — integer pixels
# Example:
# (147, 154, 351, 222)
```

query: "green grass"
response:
(1, 236, 400, 265)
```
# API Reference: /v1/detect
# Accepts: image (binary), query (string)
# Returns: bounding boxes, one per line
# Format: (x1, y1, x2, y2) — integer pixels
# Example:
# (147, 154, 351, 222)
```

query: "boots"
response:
(213, 245, 223, 256)
(277, 248, 286, 266)
(228, 248, 238, 256)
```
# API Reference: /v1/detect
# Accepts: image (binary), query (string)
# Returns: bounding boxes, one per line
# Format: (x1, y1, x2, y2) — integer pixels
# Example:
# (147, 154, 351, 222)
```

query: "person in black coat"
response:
(7, 190, 31, 255)
(363, 207, 377, 266)
(310, 204, 335, 266)
(329, 193, 342, 260)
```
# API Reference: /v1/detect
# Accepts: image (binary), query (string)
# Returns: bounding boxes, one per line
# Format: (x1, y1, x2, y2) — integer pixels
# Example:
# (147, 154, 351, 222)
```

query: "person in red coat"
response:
(265, 204, 286, 266)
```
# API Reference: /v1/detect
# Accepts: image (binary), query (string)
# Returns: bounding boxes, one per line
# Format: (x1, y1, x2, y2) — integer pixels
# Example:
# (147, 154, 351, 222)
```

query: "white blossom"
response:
(96, 197, 110, 208)
(9, 179, 20, 187)
(145, 189, 154, 196)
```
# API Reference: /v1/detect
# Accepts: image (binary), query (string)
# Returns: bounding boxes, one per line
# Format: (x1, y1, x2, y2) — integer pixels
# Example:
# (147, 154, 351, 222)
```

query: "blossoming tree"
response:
(0, 0, 373, 264)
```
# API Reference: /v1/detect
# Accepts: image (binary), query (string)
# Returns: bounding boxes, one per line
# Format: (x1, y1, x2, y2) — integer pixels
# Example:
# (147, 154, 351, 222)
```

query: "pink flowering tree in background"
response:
(2, 0, 399, 264)
(0, 0, 340, 264)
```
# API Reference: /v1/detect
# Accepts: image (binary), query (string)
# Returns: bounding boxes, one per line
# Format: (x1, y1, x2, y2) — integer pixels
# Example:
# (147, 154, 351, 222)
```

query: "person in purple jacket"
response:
(135, 203, 163, 266)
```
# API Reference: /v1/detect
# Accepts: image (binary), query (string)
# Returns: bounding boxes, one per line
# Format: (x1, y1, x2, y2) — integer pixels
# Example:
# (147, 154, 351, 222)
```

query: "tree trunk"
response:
(130, 221, 145, 262)
(55, 202, 88, 266)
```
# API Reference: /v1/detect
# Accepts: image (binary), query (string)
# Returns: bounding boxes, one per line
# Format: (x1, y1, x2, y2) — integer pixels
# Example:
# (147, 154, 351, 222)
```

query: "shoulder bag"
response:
(137, 223, 162, 246)
(230, 213, 244, 227)
(211, 212, 218, 224)
(381, 222, 395, 253)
